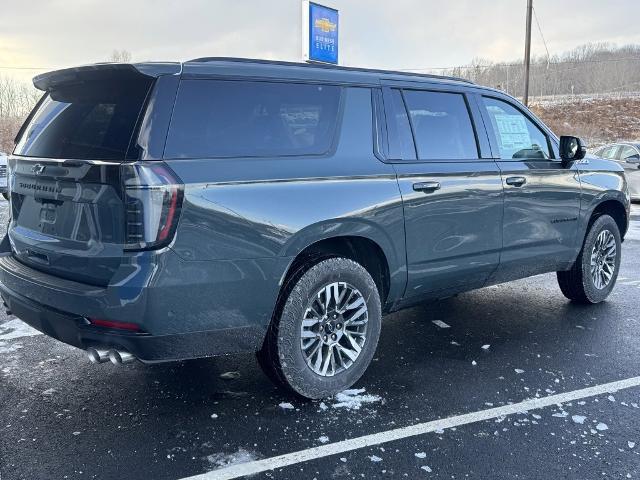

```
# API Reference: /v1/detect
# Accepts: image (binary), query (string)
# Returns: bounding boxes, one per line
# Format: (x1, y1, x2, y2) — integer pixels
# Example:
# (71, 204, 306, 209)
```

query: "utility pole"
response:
(523, 0, 533, 106)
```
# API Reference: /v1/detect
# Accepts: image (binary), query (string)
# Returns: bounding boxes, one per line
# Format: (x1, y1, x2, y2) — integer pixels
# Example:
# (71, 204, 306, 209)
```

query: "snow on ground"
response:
(0, 318, 42, 341)
(332, 388, 382, 410)
(626, 221, 640, 242)
(431, 320, 450, 329)
(206, 448, 259, 469)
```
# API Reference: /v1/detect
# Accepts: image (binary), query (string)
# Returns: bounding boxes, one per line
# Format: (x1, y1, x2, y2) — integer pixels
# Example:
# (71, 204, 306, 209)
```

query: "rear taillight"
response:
(88, 318, 142, 332)
(122, 162, 183, 251)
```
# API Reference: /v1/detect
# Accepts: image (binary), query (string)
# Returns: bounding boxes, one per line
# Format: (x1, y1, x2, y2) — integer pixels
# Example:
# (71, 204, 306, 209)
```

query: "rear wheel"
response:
(258, 257, 382, 399)
(557, 214, 621, 304)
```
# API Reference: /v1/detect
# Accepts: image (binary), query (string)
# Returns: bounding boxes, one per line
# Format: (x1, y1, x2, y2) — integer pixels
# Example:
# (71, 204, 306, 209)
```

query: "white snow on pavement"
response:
(0, 319, 42, 341)
(206, 449, 259, 469)
(278, 402, 295, 410)
(571, 415, 586, 424)
(332, 389, 381, 410)
(431, 320, 450, 329)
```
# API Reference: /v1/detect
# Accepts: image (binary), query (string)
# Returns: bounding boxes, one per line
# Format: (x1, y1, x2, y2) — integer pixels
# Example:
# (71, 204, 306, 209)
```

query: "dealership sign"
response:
(302, 1, 339, 65)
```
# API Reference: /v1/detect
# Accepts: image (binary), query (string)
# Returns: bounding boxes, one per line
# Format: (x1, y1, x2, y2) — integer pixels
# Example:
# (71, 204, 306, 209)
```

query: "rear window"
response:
(164, 80, 342, 159)
(14, 76, 153, 160)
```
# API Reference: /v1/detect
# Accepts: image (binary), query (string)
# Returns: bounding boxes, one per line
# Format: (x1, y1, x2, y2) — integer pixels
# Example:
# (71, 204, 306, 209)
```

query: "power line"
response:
(532, 6, 551, 67)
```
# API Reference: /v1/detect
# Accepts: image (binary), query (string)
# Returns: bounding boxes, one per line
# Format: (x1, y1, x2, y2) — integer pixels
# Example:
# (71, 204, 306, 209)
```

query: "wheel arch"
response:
(586, 196, 629, 241)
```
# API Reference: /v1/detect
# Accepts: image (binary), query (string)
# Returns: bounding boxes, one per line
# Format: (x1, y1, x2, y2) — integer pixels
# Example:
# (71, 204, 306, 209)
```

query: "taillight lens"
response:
(122, 162, 183, 251)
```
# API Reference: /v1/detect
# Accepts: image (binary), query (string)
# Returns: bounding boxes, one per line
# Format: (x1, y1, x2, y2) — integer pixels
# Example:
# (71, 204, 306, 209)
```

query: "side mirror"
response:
(625, 154, 640, 165)
(559, 136, 587, 162)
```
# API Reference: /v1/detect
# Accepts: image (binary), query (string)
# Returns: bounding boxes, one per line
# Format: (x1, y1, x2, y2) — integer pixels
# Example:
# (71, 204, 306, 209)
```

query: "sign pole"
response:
(523, 0, 533, 106)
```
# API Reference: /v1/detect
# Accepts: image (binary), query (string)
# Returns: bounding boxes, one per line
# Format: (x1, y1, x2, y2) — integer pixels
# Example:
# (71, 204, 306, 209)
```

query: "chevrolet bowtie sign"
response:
(302, 1, 339, 65)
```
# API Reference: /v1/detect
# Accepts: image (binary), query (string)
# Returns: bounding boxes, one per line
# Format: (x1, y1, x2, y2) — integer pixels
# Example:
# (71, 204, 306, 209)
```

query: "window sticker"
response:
(494, 114, 532, 151)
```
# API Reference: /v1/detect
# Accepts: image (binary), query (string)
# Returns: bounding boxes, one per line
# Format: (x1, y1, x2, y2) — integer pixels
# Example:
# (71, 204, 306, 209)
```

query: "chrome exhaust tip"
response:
(87, 348, 110, 364)
(108, 349, 135, 365)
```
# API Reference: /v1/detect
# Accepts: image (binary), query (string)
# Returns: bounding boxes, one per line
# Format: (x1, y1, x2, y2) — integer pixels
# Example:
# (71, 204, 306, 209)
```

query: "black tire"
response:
(557, 214, 621, 304)
(258, 257, 382, 399)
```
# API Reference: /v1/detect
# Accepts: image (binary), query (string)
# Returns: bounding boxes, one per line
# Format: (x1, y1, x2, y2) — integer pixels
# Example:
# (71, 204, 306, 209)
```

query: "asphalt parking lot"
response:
(1, 202, 640, 480)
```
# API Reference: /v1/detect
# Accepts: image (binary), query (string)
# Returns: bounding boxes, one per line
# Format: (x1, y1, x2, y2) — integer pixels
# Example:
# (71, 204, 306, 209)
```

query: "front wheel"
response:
(259, 257, 382, 399)
(557, 214, 622, 304)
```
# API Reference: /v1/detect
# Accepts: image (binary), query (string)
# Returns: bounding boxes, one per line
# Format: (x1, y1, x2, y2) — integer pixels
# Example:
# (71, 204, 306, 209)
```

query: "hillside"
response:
(530, 93, 640, 149)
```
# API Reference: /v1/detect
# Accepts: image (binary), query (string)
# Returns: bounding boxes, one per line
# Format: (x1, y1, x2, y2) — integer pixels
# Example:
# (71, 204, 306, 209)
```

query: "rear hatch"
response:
(9, 65, 182, 286)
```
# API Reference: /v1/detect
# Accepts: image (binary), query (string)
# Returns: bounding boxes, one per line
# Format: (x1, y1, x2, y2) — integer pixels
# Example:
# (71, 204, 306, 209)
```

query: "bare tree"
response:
(0, 76, 41, 152)
(109, 49, 132, 63)
(437, 43, 640, 101)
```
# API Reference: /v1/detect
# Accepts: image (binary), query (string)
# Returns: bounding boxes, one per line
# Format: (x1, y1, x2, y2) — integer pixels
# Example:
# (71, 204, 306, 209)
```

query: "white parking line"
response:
(181, 376, 640, 480)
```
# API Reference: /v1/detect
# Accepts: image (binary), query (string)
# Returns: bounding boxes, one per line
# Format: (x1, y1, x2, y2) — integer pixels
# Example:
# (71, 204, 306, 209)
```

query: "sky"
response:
(1, 0, 640, 84)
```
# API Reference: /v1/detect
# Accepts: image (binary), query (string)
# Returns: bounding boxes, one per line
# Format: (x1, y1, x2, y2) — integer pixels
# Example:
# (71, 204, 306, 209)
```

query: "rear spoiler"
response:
(32, 62, 181, 91)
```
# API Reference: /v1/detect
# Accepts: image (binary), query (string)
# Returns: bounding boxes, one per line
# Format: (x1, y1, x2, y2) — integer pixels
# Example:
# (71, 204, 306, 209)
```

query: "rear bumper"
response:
(0, 278, 265, 362)
(0, 243, 287, 361)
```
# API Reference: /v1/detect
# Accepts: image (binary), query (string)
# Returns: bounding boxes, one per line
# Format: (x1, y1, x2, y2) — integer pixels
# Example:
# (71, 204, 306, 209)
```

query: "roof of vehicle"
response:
(33, 57, 478, 91)
(596, 142, 640, 150)
(183, 57, 475, 86)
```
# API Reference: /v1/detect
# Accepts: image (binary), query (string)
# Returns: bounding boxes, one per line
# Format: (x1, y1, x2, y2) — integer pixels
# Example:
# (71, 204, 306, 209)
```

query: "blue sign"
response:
(306, 2, 339, 64)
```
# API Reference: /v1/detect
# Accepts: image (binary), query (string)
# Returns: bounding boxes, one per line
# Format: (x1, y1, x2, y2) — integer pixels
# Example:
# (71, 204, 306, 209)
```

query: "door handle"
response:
(413, 181, 441, 193)
(505, 176, 527, 187)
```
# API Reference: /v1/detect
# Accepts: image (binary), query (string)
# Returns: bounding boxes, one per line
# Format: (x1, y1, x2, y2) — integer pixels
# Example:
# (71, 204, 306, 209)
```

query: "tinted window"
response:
(403, 90, 478, 160)
(15, 77, 152, 160)
(165, 80, 342, 159)
(596, 145, 618, 159)
(619, 145, 639, 160)
(482, 97, 551, 160)
(387, 89, 417, 160)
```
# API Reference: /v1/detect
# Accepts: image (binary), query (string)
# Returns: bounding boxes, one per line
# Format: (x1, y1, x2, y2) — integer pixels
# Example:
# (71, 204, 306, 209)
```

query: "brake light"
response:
(89, 318, 142, 332)
(122, 162, 183, 251)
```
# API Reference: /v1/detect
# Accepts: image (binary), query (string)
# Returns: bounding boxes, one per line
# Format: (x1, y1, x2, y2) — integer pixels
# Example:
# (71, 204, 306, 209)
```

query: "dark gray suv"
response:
(0, 59, 631, 399)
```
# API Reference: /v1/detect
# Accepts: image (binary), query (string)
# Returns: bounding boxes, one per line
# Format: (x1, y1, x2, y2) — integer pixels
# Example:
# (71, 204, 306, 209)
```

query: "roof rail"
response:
(186, 57, 474, 84)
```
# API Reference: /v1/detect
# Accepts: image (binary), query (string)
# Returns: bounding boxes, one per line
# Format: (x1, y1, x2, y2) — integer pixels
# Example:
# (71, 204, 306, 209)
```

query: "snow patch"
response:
(0, 341, 23, 354)
(481, 344, 491, 350)
(0, 319, 42, 341)
(368, 455, 382, 462)
(332, 389, 381, 410)
(414, 452, 427, 459)
(421, 466, 433, 473)
(317, 435, 330, 444)
(572, 415, 586, 424)
(278, 402, 295, 410)
(514, 369, 525, 374)
(431, 320, 450, 329)
(206, 448, 259, 469)
(219, 371, 241, 380)
(595, 422, 608, 431)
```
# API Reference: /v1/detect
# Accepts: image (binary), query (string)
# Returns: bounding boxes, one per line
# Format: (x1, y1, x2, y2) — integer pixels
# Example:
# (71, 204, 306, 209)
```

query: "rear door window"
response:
(618, 145, 639, 161)
(402, 90, 479, 160)
(164, 80, 342, 159)
(14, 76, 153, 160)
(481, 96, 551, 160)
